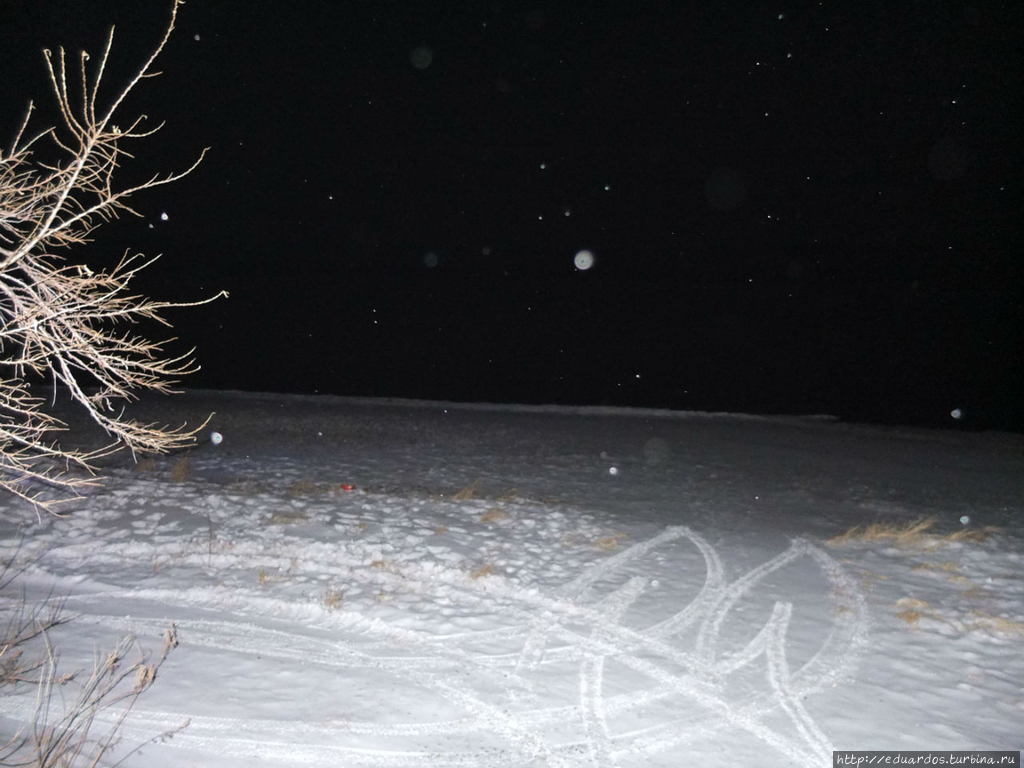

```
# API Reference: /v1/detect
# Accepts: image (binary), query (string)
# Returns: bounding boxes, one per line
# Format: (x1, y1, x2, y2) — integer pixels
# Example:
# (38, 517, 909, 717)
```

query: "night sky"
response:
(2, 1, 1022, 431)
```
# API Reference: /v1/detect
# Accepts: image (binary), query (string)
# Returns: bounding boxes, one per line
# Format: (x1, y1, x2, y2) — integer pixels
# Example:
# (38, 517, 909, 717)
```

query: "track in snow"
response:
(1, 525, 867, 767)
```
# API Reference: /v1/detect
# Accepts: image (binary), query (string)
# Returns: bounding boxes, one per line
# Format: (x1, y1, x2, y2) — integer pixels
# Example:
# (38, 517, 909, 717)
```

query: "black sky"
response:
(2, 1, 1022, 430)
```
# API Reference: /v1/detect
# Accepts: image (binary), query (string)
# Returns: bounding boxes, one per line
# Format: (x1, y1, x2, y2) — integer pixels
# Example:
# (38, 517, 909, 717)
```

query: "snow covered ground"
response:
(1, 389, 1022, 767)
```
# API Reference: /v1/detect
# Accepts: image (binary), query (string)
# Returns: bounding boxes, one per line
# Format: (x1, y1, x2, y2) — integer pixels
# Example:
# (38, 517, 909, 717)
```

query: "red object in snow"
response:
(340, 484, 355, 491)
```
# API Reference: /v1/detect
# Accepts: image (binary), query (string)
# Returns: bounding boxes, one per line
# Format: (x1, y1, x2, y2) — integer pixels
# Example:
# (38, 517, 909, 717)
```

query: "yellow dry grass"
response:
(287, 477, 337, 496)
(966, 613, 1024, 635)
(892, 596, 1024, 636)
(453, 480, 481, 501)
(470, 564, 496, 580)
(910, 561, 961, 573)
(948, 526, 999, 542)
(171, 453, 191, 483)
(896, 609, 922, 625)
(322, 588, 344, 611)
(266, 510, 308, 525)
(135, 456, 158, 473)
(594, 533, 628, 551)
(827, 517, 998, 549)
(480, 508, 508, 524)
(894, 596, 930, 625)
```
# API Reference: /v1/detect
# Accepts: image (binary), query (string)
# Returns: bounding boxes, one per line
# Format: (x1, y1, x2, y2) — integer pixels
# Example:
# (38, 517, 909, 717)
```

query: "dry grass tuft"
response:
(470, 564, 496, 580)
(894, 597, 930, 626)
(135, 456, 158, 474)
(171, 453, 192, 484)
(829, 517, 935, 546)
(287, 477, 336, 497)
(896, 596, 929, 609)
(287, 477, 319, 496)
(594, 533, 627, 551)
(2, 547, 184, 765)
(322, 588, 345, 611)
(910, 561, 961, 573)
(453, 480, 482, 501)
(966, 613, 1024, 635)
(948, 526, 998, 543)
(266, 510, 309, 525)
(827, 517, 999, 550)
(897, 609, 922, 625)
(891, 597, 1024, 636)
(480, 508, 508, 524)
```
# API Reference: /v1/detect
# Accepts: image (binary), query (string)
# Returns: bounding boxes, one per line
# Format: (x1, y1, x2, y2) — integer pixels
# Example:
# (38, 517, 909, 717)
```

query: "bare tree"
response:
(0, 0, 226, 513)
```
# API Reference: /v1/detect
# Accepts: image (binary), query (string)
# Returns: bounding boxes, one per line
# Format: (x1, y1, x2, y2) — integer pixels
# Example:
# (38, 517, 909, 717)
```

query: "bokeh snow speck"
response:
(574, 250, 594, 270)
(410, 46, 433, 70)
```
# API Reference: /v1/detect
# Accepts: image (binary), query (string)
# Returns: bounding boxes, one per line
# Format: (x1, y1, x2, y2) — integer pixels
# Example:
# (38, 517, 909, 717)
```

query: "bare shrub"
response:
(0, 0, 226, 513)
(1, 546, 184, 766)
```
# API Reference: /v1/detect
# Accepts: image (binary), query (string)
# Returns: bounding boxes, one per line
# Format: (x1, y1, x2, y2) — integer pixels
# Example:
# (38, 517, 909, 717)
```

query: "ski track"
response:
(0, 465, 868, 767)
(0, 434, 880, 768)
